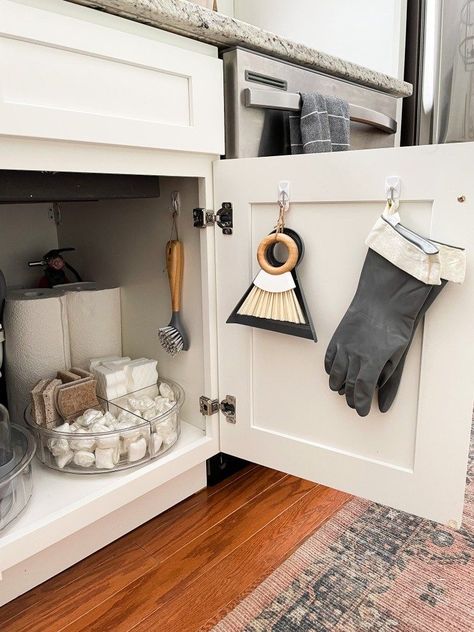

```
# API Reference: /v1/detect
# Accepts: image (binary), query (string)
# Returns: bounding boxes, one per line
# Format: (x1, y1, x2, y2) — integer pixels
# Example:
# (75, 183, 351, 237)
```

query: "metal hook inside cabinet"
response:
(387, 186, 395, 204)
(385, 176, 401, 209)
(171, 191, 180, 215)
(170, 191, 180, 241)
(278, 181, 290, 212)
(275, 181, 290, 232)
(382, 177, 434, 253)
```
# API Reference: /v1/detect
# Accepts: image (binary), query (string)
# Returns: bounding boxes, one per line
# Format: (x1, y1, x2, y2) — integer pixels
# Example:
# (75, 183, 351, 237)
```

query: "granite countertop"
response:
(66, 0, 412, 98)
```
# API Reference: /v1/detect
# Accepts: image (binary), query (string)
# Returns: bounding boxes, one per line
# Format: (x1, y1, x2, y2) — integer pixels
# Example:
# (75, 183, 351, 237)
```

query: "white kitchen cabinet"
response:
(0, 139, 472, 606)
(0, 158, 222, 605)
(0, 0, 224, 155)
(0, 0, 473, 609)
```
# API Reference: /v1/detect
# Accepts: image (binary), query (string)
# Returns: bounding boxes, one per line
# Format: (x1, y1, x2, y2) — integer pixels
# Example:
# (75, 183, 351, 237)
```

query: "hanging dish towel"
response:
(290, 93, 350, 154)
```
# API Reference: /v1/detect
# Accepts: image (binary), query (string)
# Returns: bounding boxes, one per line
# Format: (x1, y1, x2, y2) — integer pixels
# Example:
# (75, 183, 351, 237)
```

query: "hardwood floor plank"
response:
(1, 542, 157, 632)
(133, 486, 351, 632)
(0, 464, 257, 626)
(0, 535, 144, 626)
(133, 465, 286, 559)
(1, 466, 350, 632)
(61, 475, 317, 632)
(154, 463, 258, 512)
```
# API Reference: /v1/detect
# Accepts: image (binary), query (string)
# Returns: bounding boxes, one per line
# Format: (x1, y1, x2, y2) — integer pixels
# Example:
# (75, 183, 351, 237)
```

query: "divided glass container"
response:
(25, 378, 183, 474)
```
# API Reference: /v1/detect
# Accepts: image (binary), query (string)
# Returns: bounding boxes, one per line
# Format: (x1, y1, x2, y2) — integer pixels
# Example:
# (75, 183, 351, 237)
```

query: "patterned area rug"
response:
(213, 433, 474, 631)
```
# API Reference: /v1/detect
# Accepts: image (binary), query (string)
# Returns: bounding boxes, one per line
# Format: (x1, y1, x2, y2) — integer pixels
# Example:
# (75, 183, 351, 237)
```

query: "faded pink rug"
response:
(213, 433, 474, 631)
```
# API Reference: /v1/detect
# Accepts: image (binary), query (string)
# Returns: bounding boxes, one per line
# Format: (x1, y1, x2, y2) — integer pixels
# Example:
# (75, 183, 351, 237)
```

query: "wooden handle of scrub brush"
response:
(166, 240, 184, 312)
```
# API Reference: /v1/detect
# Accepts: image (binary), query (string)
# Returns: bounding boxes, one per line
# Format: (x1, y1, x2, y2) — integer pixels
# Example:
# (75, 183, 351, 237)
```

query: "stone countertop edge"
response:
(65, 0, 412, 98)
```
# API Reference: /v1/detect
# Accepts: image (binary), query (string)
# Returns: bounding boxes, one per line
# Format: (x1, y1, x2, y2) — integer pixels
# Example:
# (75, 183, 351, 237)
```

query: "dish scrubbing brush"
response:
(227, 229, 316, 341)
(158, 240, 189, 356)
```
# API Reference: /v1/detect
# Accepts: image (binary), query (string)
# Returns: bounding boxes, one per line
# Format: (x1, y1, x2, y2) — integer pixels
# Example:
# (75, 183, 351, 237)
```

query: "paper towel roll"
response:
(66, 288, 122, 370)
(4, 289, 71, 423)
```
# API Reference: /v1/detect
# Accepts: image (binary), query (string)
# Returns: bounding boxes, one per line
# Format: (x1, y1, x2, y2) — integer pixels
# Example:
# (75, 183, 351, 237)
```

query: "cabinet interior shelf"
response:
(0, 421, 208, 575)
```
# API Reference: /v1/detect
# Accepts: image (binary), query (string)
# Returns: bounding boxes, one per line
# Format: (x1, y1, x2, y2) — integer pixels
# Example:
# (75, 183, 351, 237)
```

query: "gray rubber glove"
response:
(338, 280, 447, 410)
(377, 280, 447, 412)
(325, 248, 434, 417)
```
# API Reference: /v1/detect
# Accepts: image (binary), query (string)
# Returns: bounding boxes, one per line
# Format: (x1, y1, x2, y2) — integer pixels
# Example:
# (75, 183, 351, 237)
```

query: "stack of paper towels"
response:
(90, 356, 158, 400)
(3, 287, 122, 423)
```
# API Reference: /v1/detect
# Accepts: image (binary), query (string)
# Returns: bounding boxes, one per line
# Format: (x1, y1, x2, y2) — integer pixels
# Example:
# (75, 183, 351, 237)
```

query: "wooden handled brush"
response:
(227, 228, 317, 341)
(238, 232, 304, 323)
(158, 240, 189, 356)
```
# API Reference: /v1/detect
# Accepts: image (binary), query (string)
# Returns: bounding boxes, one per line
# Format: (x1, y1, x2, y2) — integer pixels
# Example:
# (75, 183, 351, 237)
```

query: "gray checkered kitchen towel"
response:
(290, 92, 350, 154)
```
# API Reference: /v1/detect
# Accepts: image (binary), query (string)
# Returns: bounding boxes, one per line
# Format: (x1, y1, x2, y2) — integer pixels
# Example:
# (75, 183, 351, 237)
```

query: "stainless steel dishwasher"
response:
(222, 47, 401, 158)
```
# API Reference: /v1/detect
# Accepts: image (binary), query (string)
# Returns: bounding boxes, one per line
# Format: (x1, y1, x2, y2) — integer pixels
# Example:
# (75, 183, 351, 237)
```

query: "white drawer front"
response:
(0, 0, 224, 154)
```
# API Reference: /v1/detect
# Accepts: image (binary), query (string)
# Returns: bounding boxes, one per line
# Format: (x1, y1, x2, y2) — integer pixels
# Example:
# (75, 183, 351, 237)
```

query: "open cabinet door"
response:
(214, 143, 474, 527)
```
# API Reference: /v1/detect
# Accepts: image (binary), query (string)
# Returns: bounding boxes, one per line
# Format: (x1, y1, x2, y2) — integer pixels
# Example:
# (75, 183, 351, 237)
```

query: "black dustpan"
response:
(227, 229, 317, 341)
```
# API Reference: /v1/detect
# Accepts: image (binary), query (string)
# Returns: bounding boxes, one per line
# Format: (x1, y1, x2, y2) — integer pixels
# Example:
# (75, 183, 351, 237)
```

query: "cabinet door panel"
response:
(0, 0, 224, 154)
(214, 143, 474, 527)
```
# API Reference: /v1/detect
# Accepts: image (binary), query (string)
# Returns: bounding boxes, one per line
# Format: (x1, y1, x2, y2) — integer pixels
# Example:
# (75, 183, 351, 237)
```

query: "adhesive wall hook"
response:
(385, 176, 401, 205)
(278, 181, 290, 210)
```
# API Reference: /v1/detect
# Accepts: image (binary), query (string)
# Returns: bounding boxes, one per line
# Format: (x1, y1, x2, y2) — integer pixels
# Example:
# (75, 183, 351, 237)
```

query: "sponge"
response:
(56, 377, 100, 419)
(92, 365, 128, 400)
(57, 370, 81, 384)
(43, 379, 62, 429)
(125, 359, 158, 392)
(31, 378, 49, 425)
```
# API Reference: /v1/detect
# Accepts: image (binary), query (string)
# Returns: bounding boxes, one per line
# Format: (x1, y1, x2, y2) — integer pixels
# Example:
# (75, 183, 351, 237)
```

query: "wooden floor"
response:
(0, 465, 350, 632)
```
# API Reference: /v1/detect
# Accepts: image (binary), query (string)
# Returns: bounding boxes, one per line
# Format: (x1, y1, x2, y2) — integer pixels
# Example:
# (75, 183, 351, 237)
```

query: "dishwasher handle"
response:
(243, 88, 397, 134)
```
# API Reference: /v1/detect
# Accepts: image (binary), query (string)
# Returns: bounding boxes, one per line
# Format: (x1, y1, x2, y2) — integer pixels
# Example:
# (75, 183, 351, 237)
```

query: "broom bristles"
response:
(237, 286, 306, 324)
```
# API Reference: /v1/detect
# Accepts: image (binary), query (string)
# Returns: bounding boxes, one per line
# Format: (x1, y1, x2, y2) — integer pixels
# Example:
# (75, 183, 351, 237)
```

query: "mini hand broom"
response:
(227, 228, 316, 341)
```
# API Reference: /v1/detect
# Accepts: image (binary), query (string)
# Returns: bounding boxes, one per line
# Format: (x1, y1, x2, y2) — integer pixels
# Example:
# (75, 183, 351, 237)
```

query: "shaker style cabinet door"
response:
(0, 0, 224, 154)
(214, 143, 474, 527)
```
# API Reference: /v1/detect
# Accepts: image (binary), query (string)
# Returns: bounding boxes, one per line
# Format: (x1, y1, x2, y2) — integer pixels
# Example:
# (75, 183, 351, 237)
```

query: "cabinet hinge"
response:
(220, 395, 236, 424)
(193, 203, 233, 234)
(199, 395, 236, 423)
(200, 396, 219, 416)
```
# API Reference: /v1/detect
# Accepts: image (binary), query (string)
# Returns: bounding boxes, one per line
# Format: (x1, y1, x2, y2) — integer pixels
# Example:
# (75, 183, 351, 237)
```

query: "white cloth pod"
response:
(77, 409, 103, 428)
(151, 433, 163, 455)
(55, 449, 74, 469)
(55, 422, 71, 433)
(48, 437, 70, 457)
(159, 382, 175, 401)
(162, 430, 178, 447)
(69, 429, 96, 451)
(92, 424, 120, 449)
(95, 447, 120, 469)
(127, 436, 147, 462)
(73, 450, 95, 468)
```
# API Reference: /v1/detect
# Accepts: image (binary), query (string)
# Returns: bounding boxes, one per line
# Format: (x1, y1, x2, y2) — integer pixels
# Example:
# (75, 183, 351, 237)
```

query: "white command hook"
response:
(385, 176, 401, 206)
(384, 176, 401, 226)
(278, 181, 290, 211)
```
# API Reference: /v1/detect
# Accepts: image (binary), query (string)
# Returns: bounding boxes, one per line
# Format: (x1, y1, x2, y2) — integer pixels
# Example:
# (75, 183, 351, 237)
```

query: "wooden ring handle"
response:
(257, 233, 299, 275)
